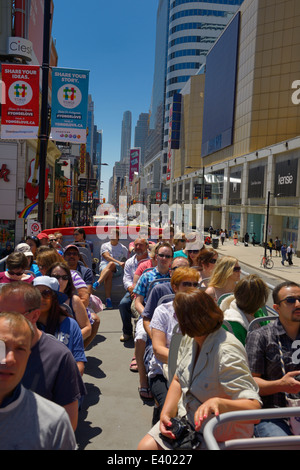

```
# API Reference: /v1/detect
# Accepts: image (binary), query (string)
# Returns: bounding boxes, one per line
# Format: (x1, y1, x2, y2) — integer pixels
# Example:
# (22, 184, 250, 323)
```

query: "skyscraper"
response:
(164, 0, 244, 151)
(144, 0, 244, 201)
(145, 0, 170, 164)
(120, 110, 132, 162)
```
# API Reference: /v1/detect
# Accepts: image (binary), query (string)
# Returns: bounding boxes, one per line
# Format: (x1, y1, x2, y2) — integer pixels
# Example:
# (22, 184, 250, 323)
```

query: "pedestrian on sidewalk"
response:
(220, 230, 226, 245)
(244, 232, 249, 247)
(267, 239, 274, 257)
(233, 231, 238, 246)
(274, 237, 281, 256)
(281, 244, 287, 265)
(287, 243, 295, 265)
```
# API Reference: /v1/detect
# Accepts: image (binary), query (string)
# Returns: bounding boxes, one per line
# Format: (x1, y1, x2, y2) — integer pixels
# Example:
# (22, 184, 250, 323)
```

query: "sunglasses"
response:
(52, 274, 69, 281)
(187, 250, 200, 254)
(181, 281, 199, 287)
(8, 270, 24, 276)
(233, 266, 241, 272)
(39, 289, 53, 299)
(157, 253, 172, 259)
(209, 259, 217, 264)
(65, 251, 79, 256)
(278, 297, 300, 305)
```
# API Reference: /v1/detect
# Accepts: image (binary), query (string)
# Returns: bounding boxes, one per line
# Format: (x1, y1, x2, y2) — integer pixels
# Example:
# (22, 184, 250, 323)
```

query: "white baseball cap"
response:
(14, 243, 34, 257)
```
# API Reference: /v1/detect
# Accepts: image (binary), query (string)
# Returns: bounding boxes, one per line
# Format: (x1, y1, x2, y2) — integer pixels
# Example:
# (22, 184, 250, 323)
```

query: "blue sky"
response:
(51, 0, 158, 198)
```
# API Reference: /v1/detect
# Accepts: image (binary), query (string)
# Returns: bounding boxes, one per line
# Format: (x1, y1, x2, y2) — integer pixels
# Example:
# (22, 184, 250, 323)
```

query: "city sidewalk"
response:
(213, 238, 300, 284)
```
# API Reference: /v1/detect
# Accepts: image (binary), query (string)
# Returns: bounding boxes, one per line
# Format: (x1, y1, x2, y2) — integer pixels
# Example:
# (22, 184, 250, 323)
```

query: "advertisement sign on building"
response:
(129, 148, 140, 182)
(0, 64, 40, 139)
(274, 159, 298, 197)
(248, 166, 265, 198)
(51, 68, 89, 143)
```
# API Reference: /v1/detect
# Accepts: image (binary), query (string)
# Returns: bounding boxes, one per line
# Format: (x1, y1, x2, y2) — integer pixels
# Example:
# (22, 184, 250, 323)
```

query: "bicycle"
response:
(260, 255, 274, 269)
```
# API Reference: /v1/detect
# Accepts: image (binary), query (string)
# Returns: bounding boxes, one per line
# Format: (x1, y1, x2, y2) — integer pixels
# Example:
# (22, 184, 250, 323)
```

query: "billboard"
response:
(274, 159, 298, 197)
(0, 64, 40, 139)
(129, 148, 140, 182)
(201, 12, 240, 157)
(248, 166, 265, 198)
(51, 67, 89, 143)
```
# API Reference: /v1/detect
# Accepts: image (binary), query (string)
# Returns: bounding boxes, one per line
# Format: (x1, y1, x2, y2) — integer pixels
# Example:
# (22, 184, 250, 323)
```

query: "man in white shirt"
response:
(119, 237, 149, 342)
(94, 229, 128, 309)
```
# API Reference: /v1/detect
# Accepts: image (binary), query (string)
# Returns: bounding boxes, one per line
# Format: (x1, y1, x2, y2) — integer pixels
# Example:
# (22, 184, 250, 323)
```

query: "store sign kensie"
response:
(278, 173, 293, 185)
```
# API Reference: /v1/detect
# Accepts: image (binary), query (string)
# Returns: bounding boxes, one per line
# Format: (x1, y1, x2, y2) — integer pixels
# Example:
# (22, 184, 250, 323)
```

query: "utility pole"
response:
(38, 0, 51, 227)
(264, 190, 270, 258)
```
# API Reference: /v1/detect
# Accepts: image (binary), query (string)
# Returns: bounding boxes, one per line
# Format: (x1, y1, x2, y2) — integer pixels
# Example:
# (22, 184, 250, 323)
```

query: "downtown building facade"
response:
(0, 0, 61, 247)
(143, 0, 244, 205)
(168, 0, 300, 253)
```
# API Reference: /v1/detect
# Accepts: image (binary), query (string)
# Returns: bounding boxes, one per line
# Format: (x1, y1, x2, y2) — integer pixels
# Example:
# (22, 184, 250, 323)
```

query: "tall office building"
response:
(120, 110, 132, 162)
(163, 0, 244, 160)
(134, 112, 149, 167)
(86, 95, 95, 159)
(144, 0, 244, 201)
(145, 0, 170, 164)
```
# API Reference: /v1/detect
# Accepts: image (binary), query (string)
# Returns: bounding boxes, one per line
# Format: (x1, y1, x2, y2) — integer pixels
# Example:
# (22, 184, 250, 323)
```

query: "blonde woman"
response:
(205, 256, 241, 302)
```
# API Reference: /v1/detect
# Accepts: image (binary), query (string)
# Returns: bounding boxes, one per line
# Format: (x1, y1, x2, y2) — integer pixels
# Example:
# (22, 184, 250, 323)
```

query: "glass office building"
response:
(164, 0, 244, 151)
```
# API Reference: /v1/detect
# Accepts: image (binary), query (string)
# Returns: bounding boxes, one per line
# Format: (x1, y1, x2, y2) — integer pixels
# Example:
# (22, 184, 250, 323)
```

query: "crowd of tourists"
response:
(0, 226, 300, 450)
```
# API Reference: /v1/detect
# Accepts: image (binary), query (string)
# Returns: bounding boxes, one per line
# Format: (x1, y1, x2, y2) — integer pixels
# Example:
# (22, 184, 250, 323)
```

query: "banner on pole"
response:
(51, 67, 89, 143)
(0, 64, 40, 139)
(129, 148, 140, 182)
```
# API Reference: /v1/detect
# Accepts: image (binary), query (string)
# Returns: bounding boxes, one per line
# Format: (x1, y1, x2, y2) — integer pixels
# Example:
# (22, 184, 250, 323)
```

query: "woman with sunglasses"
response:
(138, 289, 261, 450)
(0, 252, 35, 284)
(196, 248, 218, 286)
(148, 267, 200, 425)
(205, 256, 241, 302)
(47, 262, 92, 344)
(33, 276, 87, 376)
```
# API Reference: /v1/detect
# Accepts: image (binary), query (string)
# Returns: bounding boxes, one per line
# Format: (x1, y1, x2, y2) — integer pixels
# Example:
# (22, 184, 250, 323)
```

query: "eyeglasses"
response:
(52, 274, 69, 281)
(23, 307, 39, 317)
(181, 281, 199, 287)
(7, 270, 24, 276)
(157, 253, 172, 259)
(208, 259, 217, 264)
(233, 266, 241, 272)
(39, 289, 53, 299)
(187, 250, 200, 254)
(278, 297, 300, 305)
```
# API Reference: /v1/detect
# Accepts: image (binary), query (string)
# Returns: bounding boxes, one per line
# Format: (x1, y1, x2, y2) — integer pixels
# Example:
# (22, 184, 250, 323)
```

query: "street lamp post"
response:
(38, 0, 51, 227)
(264, 190, 271, 259)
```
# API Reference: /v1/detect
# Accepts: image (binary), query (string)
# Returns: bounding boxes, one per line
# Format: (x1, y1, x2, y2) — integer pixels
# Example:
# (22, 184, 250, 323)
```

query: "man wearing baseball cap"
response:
(64, 245, 93, 289)
(37, 233, 49, 246)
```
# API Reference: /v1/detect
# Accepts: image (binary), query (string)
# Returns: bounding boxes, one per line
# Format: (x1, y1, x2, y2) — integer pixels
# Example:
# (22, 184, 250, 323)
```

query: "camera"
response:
(167, 417, 189, 439)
